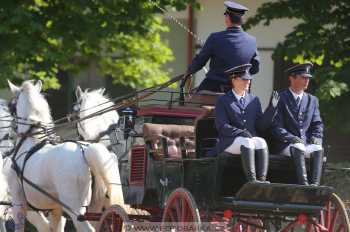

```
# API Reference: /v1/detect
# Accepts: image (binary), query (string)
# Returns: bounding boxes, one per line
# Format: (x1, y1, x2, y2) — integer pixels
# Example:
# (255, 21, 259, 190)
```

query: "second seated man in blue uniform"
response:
(187, 1, 260, 93)
(270, 62, 324, 186)
(213, 64, 269, 183)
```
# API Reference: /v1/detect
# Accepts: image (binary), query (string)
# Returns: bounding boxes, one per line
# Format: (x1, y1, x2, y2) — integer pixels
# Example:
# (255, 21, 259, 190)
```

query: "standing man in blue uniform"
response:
(271, 62, 324, 186)
(213, 64, 269, 183)
(187, 1, 260, 93)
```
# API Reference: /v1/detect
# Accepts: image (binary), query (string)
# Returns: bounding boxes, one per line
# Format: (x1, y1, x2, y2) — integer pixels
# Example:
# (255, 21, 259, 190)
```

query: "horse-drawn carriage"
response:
(86, 88, 349, 232)
(1, 77, 349, 232)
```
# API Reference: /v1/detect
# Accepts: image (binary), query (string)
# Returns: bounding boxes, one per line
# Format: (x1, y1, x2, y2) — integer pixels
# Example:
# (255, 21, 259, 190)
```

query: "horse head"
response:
(8, 80, 53, 138)
(74, 86, 119, 141)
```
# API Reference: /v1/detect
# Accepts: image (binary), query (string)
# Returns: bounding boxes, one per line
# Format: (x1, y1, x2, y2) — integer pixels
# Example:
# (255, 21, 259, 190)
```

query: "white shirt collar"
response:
(289, 88, 303, 100)
(232, 89, 246, 100)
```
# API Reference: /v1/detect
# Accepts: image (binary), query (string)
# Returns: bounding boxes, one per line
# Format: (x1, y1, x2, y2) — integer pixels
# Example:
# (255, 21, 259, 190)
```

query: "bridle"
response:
(72, 97, 122, 143)
(7, 91, 51, 140)
(71, 98, 87, 140)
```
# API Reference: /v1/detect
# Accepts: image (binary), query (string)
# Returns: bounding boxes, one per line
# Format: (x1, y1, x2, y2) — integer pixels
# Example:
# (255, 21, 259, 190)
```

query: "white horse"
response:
(74, 87, 149, 217)
(74, 86, 119, 143)
(0, 154, 9, 232)
(0, 99, 58, 232)
(7, 80, 125, 232)
(0, 100, 13, 230)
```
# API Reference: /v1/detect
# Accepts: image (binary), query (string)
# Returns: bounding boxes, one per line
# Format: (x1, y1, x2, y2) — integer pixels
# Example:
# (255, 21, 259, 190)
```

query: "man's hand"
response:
(289, 136, 304, 144)
(269, 90, 280, 108)
(310, 137, 322, 145)
(240, 130, 253, 138)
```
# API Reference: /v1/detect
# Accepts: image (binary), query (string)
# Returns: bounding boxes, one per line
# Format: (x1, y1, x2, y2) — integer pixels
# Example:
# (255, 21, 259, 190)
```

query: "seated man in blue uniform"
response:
(187, 1, 260, 93)
(271, 62, 324, 186)
(213, 64, 269, 183)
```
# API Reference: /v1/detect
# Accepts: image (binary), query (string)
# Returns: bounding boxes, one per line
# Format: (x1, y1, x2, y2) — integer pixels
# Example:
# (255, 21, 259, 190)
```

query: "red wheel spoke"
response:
(97, 205, 129, 232)
(336, 224, 345, 232)
(246, 225, 251, 232)
(181, 197, 187, 222)
(168, 208, 176, 222)
(305, 222, 313, 232)
(234, 222, 242, 232)
(161, 188, 201, 232)
(312, 194, 350, 232)
(320, 210, 325, 227)
(329, 207, 339, 231)
(174, 199, 182, 221)
(326, 201, 331, 228)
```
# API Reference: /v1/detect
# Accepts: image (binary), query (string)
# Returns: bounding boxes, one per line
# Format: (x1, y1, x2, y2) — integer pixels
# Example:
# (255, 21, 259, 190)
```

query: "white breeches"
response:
(224, 136, 267, 154)
(281, 143, 323, 158)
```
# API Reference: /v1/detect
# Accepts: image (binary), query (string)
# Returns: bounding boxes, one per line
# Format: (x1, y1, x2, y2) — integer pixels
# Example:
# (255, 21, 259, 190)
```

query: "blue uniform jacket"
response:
(210, 91, 274, 156)
(188, 27, 259, 86)
(270, 90, 324, 153)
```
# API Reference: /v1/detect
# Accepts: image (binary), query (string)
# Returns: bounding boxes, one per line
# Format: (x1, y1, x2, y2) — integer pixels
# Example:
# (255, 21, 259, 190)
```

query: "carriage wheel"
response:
(97, 205, 130, 232)
(311, 193, 350, 232)
(161, 188, 201, 232)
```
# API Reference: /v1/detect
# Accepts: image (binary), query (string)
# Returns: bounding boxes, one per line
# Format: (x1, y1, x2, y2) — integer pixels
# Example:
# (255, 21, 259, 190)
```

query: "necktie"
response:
(295, 96, 300, 106)
(239, 97, 245, 108)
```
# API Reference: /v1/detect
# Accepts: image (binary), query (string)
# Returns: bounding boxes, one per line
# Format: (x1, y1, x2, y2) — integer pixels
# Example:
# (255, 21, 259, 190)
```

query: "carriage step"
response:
(235, 182, 334, 206)
(220, 197, 324, 214)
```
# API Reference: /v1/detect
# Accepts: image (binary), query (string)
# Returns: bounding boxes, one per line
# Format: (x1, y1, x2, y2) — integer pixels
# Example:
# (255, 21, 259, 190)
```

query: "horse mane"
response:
(0, 99, 12, 137)
(78, 88, 119, 140)
(0, 100, 14, 155)
(18, 81, 53, 135)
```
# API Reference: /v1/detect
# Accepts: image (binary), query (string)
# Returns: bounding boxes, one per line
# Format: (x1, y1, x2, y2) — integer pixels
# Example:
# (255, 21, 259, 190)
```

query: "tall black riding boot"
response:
(310, 150, 324, 186)
(240, 146, 257, 183)
(255, 148, 269, 183)
(290, 147, 309, 185)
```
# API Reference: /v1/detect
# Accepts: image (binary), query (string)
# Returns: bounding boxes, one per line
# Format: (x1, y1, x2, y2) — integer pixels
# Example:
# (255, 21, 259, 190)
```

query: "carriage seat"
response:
(143, 123, 195, 159)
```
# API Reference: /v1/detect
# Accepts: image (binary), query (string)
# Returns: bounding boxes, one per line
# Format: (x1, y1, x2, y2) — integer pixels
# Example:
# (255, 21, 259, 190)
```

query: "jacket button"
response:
(243, 119, 246, 123)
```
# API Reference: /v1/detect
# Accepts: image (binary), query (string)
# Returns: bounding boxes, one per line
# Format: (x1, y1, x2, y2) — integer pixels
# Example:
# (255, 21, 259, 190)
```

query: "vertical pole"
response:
(185, 4, 194, 93)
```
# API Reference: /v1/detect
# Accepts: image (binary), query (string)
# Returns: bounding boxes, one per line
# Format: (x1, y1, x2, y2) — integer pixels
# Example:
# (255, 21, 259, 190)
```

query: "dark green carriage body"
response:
(122, 105, 332, 214)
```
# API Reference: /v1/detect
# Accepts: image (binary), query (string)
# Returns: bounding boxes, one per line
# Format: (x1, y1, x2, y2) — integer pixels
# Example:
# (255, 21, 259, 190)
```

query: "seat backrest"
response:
(186, 90, 224, 106)
(143, 123, 195, 159)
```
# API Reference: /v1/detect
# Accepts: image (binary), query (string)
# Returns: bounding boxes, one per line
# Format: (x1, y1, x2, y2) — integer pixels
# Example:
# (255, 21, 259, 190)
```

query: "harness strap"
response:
(18, 139, 50, 211)
(0, 201, 12, 206)
(11, 138, 51, 211)
(10, 139, 82, 217)
(77, 122, 119, 143)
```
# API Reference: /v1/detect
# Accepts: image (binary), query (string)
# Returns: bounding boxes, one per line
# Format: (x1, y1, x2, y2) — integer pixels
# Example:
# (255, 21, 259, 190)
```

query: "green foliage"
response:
(0, 0, 198, 89)
(245, 0, 350, 132)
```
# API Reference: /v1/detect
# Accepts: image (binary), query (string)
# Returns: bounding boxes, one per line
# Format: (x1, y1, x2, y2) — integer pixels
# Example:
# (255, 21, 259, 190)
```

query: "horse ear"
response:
(7, 80, 20, 94)
(35, 80, 43, 92)
(75, 86, 83, 99)
(99, 88, 106, 95)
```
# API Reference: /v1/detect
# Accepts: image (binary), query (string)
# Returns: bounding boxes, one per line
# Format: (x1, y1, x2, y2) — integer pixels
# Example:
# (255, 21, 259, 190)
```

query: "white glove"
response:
(270, 90, 280, 108)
